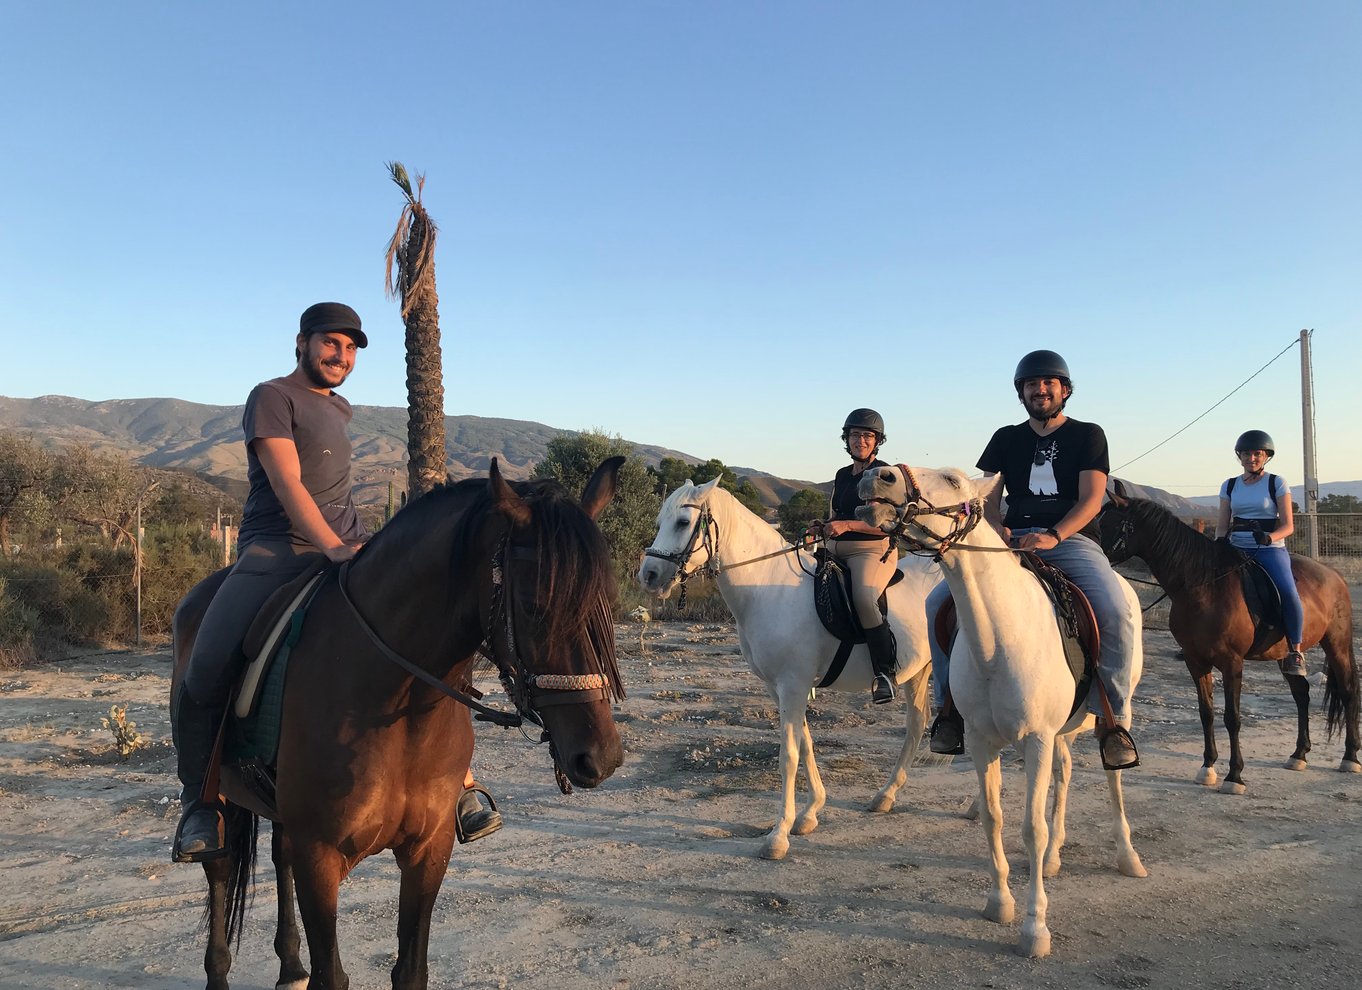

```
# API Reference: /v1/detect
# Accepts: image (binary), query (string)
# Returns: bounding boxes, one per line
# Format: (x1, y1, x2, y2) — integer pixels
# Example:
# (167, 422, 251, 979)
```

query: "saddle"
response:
(218, 557, 332, 813)
(1238, 558, 1287, 658)
(933, 553, 1098, 721)
(812, 548, 904, 688)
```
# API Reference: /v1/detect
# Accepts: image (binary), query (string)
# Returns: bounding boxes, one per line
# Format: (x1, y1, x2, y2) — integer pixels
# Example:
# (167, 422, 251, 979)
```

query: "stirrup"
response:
(455, 784, 503, 844)
(172, 802, 227, 863)
(1098, 724, 1140, 771)
(1280, 651, 1307, 678)
(871, 674, 896, 705)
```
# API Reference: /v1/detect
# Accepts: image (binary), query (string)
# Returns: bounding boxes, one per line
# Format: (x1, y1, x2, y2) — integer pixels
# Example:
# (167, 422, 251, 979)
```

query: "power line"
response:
(1113, 336, 1301, 473)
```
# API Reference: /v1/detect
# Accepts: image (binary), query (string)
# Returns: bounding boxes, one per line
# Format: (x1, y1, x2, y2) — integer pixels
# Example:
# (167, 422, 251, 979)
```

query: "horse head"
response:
(636, 477, 722, 598)
(481, 456, 626, 788)
(1099, 479, 1137, 564)
(856, 465, 995, 553)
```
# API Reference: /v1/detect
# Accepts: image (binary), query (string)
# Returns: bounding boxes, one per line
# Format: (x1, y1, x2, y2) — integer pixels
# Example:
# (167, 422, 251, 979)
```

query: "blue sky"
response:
(2, 2, 1358, 494)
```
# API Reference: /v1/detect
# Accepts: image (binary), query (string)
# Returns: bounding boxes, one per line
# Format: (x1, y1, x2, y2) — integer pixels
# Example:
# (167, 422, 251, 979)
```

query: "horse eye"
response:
(675, 519, 689, 529)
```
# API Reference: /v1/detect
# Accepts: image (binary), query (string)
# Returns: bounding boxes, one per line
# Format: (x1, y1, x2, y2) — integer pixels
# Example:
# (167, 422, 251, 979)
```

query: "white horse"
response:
(858, 465, 1146, 958)
(636, 478, 940, 860)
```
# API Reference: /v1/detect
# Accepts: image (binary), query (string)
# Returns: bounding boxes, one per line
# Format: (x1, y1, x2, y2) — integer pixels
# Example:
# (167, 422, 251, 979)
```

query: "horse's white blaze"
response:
(637, 478, 940, 859)
(858, 465, 1147, 957)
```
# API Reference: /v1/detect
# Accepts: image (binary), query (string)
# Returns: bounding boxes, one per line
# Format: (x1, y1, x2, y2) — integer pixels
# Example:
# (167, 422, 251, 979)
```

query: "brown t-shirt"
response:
(236, 377, 366, 549)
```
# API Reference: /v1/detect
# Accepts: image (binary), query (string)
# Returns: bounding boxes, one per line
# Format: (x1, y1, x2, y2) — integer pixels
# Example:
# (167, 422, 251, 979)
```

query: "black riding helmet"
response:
(1013, 349, 1072, 392)
(842, 408, 885, 457)
(1235, 430, 1275, 456)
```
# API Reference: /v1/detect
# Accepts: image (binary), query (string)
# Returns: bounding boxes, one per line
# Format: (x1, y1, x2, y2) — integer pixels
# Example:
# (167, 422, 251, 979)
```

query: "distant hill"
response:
(0, 394, 821, 509)
(1189, 480, 1362, 507)
(2, 394, 1267, 520)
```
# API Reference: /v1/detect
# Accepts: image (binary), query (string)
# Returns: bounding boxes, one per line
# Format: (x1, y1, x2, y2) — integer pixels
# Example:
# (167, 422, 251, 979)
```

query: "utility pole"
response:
(1299, 329, 1319, 558)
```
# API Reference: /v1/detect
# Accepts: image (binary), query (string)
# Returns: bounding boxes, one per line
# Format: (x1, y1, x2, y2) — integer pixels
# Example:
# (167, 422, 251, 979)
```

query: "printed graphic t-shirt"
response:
(977, 418, 1109, 538)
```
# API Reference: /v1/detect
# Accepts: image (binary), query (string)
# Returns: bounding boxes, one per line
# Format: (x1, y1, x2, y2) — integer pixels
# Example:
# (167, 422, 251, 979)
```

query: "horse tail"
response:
(222, 804, 259, 946)
(1322, 611, 1359, 744)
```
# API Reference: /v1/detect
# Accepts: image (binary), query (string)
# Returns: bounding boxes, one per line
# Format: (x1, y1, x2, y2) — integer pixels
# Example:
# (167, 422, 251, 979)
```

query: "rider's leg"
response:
(1034, 533, 1138, 767)
(174, 542, 321, 862)
(833, 538, 898, 703)
(1254, 546, 1307, 676)
(924, 579, 964, 753)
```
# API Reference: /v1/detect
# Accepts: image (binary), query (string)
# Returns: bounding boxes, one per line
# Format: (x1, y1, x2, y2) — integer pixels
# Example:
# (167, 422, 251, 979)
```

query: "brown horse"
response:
(171, 458, 627, 990)
(1099, 485, 1360, 792)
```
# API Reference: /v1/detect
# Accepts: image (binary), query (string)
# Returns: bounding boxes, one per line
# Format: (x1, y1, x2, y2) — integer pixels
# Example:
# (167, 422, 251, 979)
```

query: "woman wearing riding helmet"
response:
(1216, 431, 1307, 677)
(809, 409, 900, 704)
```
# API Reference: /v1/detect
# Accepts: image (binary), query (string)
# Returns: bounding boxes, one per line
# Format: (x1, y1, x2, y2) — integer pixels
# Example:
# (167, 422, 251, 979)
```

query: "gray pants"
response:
(182, 540, 323, 705)
(828, 536, 895, 630)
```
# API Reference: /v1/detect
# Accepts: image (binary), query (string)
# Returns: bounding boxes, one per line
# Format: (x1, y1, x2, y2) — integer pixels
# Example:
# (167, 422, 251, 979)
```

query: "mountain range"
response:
(10, 394, 1349, 518)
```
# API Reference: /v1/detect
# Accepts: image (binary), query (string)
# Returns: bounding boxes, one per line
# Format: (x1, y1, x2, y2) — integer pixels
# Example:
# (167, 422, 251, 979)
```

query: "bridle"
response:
(872, 464, 987, 560)
(642, 502, 719, 609)
(336, 533, 612, 793)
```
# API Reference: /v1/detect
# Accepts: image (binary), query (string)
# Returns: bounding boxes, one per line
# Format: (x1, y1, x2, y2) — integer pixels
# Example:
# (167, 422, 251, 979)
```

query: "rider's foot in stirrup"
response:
(1281, 651, 1307, 678)
(871, 674, 896, 705)
(172, 803, 226, 863)
(929, 710, 965, 755)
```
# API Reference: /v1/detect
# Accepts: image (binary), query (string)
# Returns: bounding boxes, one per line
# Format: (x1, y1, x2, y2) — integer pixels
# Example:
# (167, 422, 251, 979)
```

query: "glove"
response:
(1254, 530, 1272, 546)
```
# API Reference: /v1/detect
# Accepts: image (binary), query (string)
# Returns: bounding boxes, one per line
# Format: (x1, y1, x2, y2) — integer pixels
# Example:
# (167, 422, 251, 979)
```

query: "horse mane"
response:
(368, 476, 623, 701)
(1123, 496, 1243, 582)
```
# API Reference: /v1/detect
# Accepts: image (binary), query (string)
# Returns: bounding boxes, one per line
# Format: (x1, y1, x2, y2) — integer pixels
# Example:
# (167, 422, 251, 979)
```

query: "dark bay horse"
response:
(1100, 486, 1360, 792)
(171, 458, 627, 990)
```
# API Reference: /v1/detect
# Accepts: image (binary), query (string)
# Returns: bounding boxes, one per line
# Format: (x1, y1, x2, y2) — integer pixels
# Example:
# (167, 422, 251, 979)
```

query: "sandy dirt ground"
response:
(2, 586, 1360, 990)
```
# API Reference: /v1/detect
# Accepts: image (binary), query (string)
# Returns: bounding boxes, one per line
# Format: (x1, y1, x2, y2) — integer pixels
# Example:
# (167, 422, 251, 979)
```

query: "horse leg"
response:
(1103, 764, 1147, 877)
(1319, 625, 1362, 772)
(791, 716, 827, 837)
(391, 832, 457, 990)
(761, 695, 809, 860)
(1190, 665, 1220, 787)
(291, 842, 350, 990)
(1220, 664, 1248, 795)
(971, 743, 1014, 926)
(1043, 731, 1074, 877)
(202, 856, 233, 990)
(1016, 733, 1054, 958)
(1283, 668, 1312, 771)
(870, 666, 930, 814)
(271, 826, 309, 990)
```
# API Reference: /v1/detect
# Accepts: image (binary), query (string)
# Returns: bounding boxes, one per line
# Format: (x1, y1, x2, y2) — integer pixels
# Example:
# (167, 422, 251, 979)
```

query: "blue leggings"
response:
(1244, 545, 1305, 645)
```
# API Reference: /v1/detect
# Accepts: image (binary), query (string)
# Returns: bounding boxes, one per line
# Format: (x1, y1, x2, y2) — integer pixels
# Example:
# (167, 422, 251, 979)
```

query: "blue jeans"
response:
(1241, 544, 1305, 645)
(928, 531, 1138, 722)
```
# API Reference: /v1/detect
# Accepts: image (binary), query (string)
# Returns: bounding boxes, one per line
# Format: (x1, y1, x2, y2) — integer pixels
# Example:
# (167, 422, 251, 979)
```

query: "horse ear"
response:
(696, 477, 721, 494)
(1109, 478, 1130, 508)
(489, 457, 532, 529)
(581, 456, 625, 520)
(977, 472, 1004, 500)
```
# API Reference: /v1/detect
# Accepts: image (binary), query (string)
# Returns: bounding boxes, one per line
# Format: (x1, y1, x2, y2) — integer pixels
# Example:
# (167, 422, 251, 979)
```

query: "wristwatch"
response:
(1044, 527, 1061, 543)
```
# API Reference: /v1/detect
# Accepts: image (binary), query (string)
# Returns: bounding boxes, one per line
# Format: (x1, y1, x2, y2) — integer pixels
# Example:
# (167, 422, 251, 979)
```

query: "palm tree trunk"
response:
(405, 282, 446, 499)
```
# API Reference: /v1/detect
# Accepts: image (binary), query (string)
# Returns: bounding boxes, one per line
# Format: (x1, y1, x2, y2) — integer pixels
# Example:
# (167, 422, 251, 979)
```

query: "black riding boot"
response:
(171, 686, 227, 863)
(929, 693, 965, 755)
(864, 622, 897, 705)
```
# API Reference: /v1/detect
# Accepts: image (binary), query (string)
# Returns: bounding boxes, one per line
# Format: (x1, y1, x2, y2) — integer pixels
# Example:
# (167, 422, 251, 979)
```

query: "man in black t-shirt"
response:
(929, 351, 1139, 770)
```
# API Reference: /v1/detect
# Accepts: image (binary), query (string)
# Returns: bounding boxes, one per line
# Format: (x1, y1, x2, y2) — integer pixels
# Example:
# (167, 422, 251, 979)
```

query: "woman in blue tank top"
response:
(1215, 430, 1306, 677)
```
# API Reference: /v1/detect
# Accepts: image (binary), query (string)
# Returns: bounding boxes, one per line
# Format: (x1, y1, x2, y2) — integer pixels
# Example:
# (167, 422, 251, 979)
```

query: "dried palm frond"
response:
(384, 160, 438, 320)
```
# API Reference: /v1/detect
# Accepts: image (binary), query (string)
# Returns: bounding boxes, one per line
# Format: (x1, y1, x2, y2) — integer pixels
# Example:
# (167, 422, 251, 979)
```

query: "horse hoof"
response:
(964, 796, 981, 821)
(1219, 780, 1247, 795)
(1283, 758, 1308, 772)
(1195, 766, 1218, 787)
(276, 979, 309, 990)
(1017, 930, 1052, 959)
(761, 838, 790, 861)
(1118, 854, 1148, 878)
(983, 898, 1015, 924)
(792, 814, 818, 836)
(1339, 759, 1362, 774)
(868, 794, 894, 814)
(1042, 858, 1061, 878)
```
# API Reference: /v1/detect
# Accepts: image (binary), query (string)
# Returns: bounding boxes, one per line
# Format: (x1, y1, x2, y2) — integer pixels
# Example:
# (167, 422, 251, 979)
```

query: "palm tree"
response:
(384, 161, 446, 500)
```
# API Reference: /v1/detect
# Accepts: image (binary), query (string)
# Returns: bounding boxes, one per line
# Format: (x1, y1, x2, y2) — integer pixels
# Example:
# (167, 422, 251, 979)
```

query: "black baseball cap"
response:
(299, 302, 367, 348)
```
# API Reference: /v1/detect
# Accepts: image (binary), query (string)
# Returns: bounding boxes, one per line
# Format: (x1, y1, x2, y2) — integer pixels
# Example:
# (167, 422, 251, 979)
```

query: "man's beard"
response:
(1026, 395, 1063, 421)
(301, 353, 349, 389)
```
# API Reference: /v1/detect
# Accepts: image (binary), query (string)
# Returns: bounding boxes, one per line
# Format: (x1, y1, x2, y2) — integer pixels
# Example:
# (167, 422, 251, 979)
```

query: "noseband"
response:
(642, 502, 719, 608)
(877, 464, 985, 560)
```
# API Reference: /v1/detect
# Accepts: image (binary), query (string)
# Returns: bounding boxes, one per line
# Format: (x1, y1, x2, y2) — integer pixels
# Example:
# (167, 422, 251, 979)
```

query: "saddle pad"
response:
(812, 550, 903, 689)
(234, 569, 327, 719)
(1239, 558, 1285, 657)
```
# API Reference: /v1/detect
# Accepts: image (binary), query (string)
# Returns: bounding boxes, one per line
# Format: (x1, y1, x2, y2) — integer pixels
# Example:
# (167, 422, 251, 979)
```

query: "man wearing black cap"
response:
(171, 302, 374, 862)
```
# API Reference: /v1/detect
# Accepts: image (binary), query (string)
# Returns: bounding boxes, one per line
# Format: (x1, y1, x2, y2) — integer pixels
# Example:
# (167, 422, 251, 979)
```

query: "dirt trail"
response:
(2, 596, 1360, 989)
